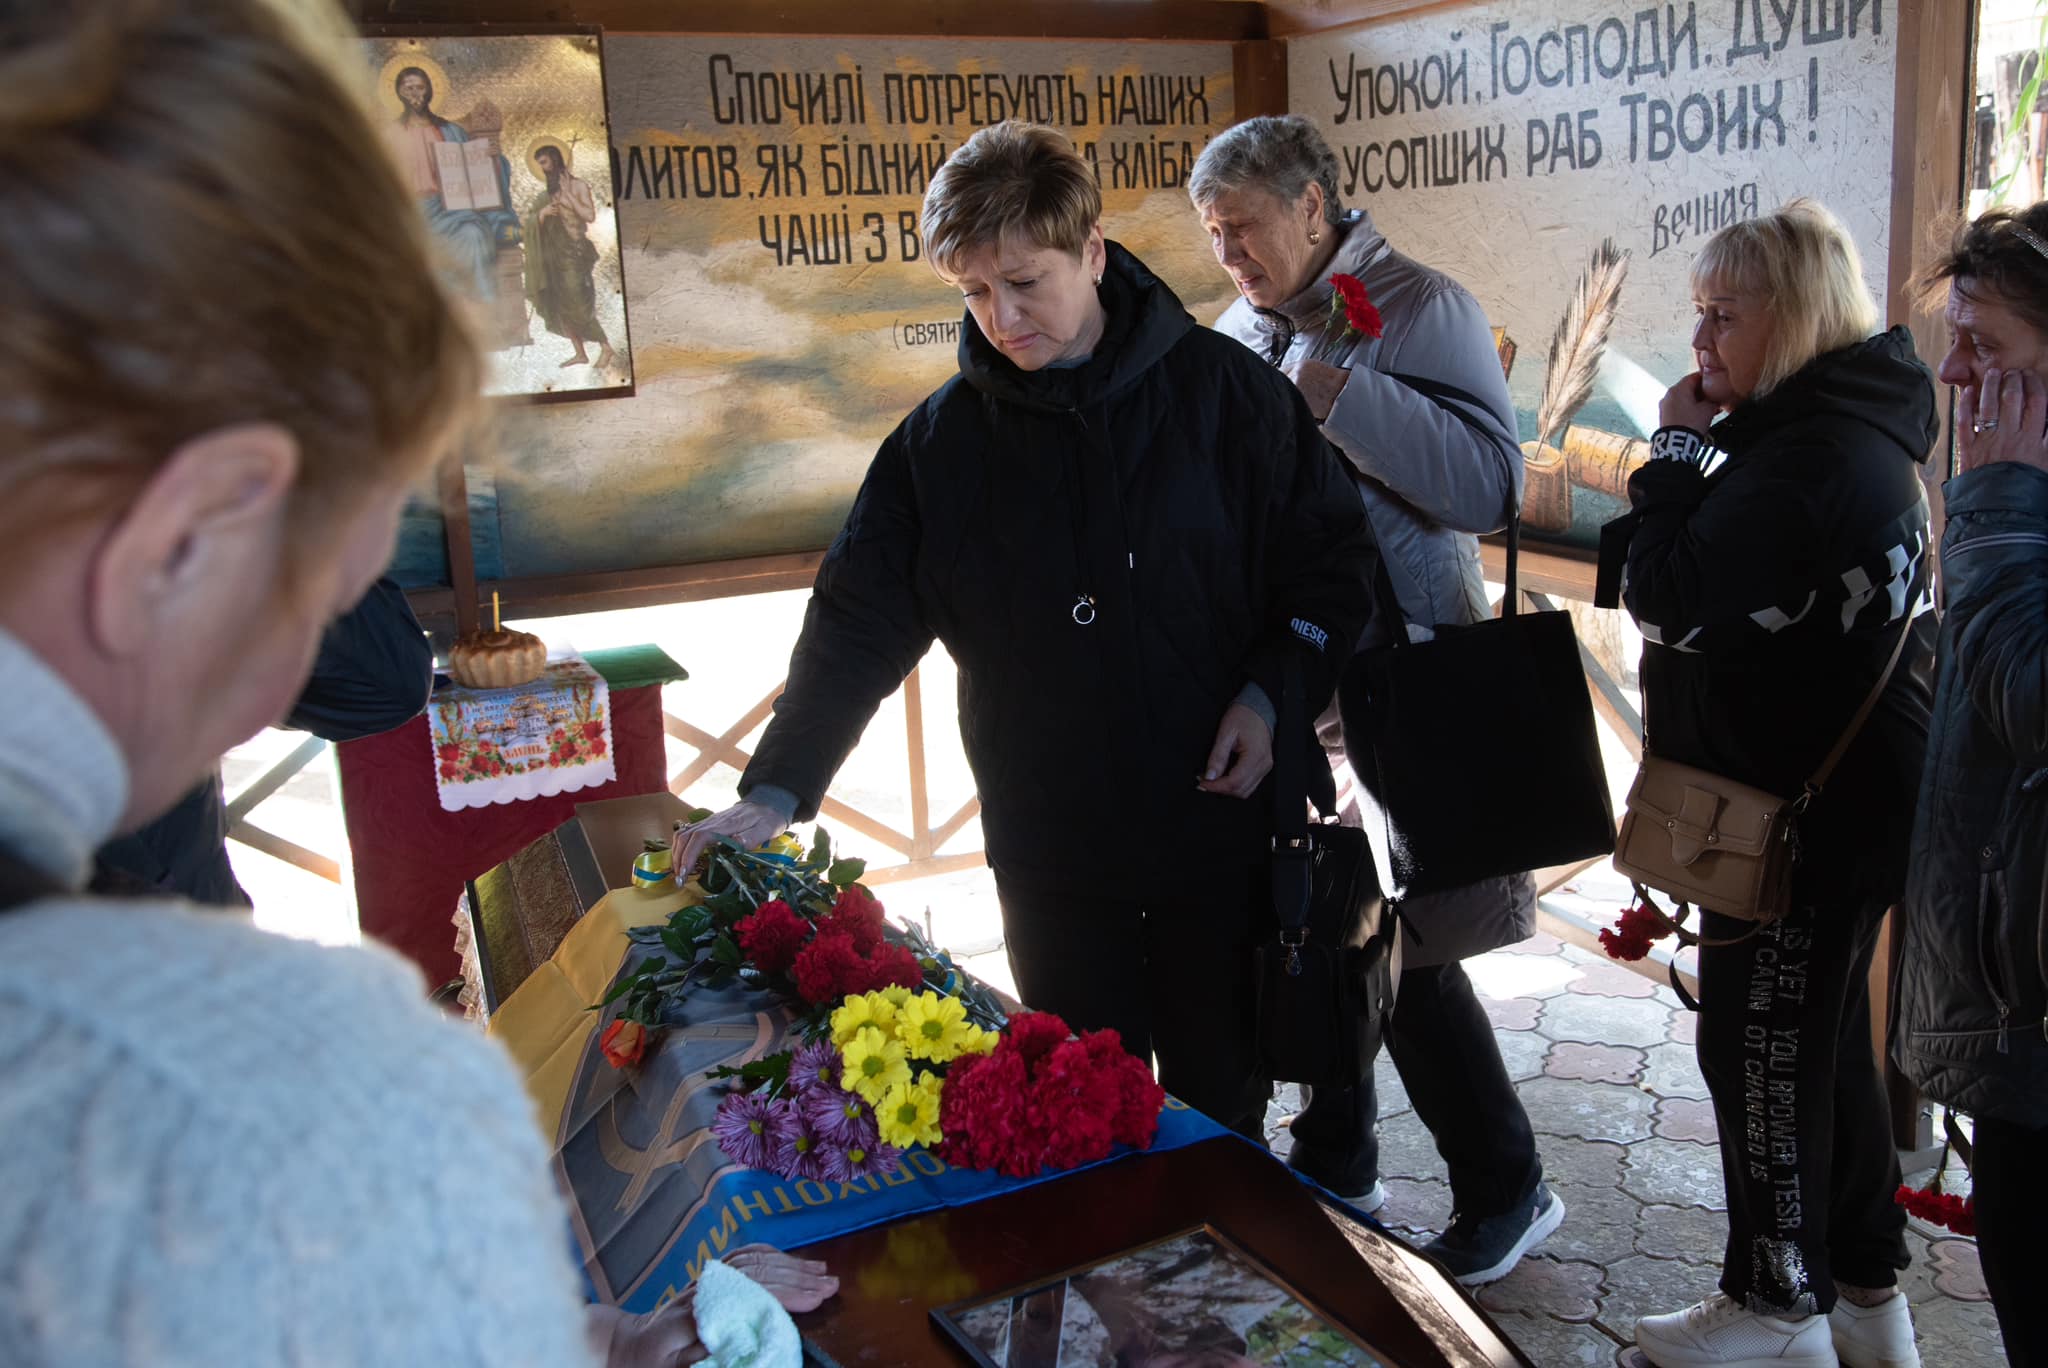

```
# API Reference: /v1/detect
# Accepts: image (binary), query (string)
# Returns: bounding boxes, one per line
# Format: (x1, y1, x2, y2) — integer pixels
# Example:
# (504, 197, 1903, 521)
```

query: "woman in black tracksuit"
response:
(1603, 200, 1936, 1368)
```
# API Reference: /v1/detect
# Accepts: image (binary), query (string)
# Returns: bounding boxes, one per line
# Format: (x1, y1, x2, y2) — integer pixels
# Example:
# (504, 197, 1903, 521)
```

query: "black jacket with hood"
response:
(1895, 461, 2048, 1126)
(1601, 327, 1938, 908)
(742, 242, 1378, 890)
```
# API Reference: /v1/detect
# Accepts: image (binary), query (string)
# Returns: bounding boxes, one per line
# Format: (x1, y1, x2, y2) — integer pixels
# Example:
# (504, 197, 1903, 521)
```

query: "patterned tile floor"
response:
(1263, 933, 2009, 1367)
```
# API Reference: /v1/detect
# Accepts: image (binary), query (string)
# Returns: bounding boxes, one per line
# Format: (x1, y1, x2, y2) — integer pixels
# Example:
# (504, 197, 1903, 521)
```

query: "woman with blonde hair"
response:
(678, 120, 1378, 1139)
(0, 1, 831, 1362)
(1600, 199, 1936, 1368)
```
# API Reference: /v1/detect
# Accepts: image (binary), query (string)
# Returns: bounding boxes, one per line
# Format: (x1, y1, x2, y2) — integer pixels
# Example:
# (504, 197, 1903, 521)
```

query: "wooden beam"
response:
(228, 822, 344, 883)
(435, 454, 480, 638)
(224, 737, 331, 824)
(860, 849, 988, 886)
(1478, 536, 1601, 602)
(1233, 39, 1289, 118)
(348, 0, 1267, 40)
(1888, 0, 1977, 547)
(407, 551, 825, 629)
(1263, 0, 1459, 39)
(664, 685, 784, 794)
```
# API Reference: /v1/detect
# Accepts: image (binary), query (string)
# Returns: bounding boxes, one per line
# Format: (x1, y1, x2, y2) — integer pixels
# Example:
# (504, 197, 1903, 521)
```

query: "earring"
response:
(1093, 274, 1102, 286)
(1309, 229, 1322, 245)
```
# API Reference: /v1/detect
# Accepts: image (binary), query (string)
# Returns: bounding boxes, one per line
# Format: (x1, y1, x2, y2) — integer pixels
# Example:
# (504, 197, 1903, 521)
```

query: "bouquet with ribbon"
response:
(592, 827, 1163, 1182)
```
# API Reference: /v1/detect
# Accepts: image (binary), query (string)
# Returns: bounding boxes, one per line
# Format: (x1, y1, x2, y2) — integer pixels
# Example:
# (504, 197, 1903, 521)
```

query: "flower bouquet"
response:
(592, 828, 1164, 1184)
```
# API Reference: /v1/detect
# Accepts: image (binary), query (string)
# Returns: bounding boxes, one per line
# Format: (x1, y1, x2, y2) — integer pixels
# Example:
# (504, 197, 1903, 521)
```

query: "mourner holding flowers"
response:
(1191, 113, 1557, 1288)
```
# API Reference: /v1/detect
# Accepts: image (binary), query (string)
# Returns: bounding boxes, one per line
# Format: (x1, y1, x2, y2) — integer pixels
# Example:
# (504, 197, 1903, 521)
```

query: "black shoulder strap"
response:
(0, 846, 63, 914)
(1269, 649, 1337, 938)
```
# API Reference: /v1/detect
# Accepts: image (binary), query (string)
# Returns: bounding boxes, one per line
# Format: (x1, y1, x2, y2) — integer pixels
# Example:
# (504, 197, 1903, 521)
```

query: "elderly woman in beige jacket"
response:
(1192, 114, 1557, 1288)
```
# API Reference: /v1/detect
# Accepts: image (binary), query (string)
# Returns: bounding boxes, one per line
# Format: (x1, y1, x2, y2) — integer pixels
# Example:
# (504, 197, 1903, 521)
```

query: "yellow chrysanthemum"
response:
(875, 1071, 944, 1149)
(830, 991, 897, 1046)
(957, 1022, 1000, 1056)
(840, 1025, 911, 1104)
(877, 983, 914, 1008)
(896, 992, 971, 1062)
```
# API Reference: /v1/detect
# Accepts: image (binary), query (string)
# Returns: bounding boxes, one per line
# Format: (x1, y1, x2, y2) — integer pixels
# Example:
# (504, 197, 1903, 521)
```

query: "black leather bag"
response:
(1339, 517, 1616, 902)
(1254, 652, 1401, 1088)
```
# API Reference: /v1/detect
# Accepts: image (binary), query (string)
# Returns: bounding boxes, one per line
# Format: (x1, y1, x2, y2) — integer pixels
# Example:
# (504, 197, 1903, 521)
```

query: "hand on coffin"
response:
(586, 1245, 837, 1366)
(670, 800, 791, 884)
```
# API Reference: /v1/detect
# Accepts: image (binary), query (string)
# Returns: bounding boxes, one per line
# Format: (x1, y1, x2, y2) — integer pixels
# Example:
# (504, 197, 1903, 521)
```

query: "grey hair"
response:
(1188, 115, 1344, 225)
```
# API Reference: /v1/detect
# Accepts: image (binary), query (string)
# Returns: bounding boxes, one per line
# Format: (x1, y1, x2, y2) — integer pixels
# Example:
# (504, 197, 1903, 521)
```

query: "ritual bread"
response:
(447, 629, 547, 689)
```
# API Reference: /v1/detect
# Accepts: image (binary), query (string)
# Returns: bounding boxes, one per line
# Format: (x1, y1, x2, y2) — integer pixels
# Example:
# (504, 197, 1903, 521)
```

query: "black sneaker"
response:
(1421, 1183, 1565, 1286)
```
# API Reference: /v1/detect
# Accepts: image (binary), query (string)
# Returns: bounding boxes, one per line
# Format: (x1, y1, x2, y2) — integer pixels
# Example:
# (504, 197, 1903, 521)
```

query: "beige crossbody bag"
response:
(1613, 612, 1915, 933)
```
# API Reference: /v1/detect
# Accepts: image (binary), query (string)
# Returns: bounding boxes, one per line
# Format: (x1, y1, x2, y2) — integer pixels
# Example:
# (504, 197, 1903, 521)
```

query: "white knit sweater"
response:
(0, 629, 597, 1366)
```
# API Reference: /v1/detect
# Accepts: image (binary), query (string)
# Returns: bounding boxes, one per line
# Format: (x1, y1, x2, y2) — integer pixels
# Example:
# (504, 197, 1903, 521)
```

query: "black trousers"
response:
(1695, 898, 1907, 1315)
(1289, 959, 1543, 1217)
(994, 860, 1271, 1140)
(1973, 1113, 2048, 1367)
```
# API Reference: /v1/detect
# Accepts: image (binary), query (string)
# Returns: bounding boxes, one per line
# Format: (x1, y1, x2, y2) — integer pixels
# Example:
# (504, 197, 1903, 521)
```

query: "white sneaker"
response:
(1635, 1293, 1838, 1367)
(1829, 1293, 1920, 1368)
(1348, 1178, 1387, 1214)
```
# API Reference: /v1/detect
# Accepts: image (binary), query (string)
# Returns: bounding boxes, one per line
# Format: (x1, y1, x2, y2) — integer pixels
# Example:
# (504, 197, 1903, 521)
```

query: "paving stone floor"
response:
(1263, 933, 2009, 1367)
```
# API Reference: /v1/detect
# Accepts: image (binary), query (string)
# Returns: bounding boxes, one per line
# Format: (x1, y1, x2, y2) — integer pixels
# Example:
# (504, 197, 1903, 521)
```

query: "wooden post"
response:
(435, 452, 480, 639)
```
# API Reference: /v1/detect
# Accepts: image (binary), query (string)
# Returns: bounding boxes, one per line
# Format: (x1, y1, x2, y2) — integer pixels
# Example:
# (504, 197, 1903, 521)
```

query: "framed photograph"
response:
(362, 28, 633, 402)
(932, 1225, 1390, 1368)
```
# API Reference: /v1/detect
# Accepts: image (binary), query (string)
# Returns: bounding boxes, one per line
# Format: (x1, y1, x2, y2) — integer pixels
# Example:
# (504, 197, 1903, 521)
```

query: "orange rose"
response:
(600, 1018, 648, 1069)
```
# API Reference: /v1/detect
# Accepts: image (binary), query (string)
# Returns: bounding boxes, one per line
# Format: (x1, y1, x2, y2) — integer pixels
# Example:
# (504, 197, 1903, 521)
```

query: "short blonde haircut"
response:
(1690, 198, 1879, 397)
(921, 121, 1100, 275)
(0, 0, 479, 529)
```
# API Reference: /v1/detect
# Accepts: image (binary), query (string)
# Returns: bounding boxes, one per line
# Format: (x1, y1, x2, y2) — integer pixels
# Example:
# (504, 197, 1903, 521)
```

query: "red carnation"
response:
(1079, 1029, 1164, 1147)
(792, 931, 865, 1004)
(861, 942, 924, 993)
(1030, 1039, 1121, 1170)
(819, 885, 887, 952)
(1004, 1011, 1073, 1064)
(1599, 900, 1671, 962)
(1329, 272, 1384, 340)
(600, 1018, 648, 1069)
(1895, 1184, 1976, 1236)
(736, 898, 810, 975)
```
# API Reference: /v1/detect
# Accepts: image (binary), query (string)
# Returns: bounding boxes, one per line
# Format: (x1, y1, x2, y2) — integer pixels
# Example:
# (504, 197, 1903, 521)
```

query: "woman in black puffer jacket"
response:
(1601, 199, 1937, 1368)
(1897, 203, 2048, 1368)
(672, 122, 1379, 1141)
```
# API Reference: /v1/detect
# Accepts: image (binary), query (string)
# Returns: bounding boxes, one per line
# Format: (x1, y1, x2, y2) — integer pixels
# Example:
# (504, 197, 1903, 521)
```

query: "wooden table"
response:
(792, 1138, 1533, 1368)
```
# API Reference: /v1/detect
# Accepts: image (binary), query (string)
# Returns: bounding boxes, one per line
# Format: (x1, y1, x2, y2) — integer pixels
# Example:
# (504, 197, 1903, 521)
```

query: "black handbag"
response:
(1339, 516, 1616, 902)
(1254, 650, 1401, 1088)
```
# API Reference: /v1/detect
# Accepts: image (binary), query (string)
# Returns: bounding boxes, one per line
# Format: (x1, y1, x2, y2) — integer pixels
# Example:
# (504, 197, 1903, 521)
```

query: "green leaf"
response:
(827, 858, 866, 886)
(811, 827, 832, 870)
(660, 927, 693, 958)
(711, 932, 743, 968)
(598, 976, 639, 1006)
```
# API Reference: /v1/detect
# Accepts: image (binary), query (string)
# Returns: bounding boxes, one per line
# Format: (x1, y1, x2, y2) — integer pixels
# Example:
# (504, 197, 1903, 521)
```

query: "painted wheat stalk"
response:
(1534, 239, 1630, 452)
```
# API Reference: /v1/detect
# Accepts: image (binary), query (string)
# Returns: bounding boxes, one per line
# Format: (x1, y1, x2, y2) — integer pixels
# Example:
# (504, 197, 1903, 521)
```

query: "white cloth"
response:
(0, 627, 596, 1367)
(429, 655, 616, 813)
(694, 1260, 800, 1368)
